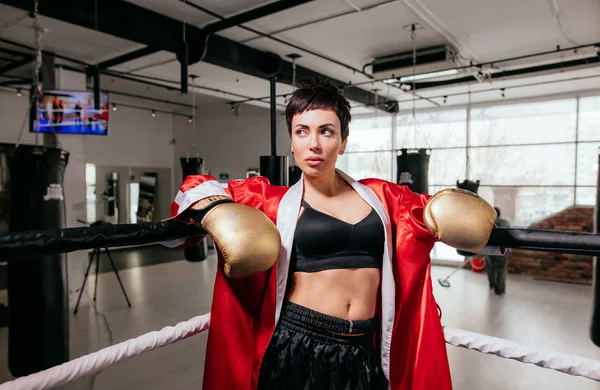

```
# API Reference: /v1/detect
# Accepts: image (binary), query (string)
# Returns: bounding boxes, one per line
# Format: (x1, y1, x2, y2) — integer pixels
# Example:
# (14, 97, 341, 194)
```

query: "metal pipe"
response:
(241, 0, 398, 44)
(270, 77, 277, 156)
(590, 150, 600, 346)
(354, 73, 600, 108)
(353, 41, 600, 89)
(180, 0, 374, 79)
(0, 38, 89, 66)
(99, 89, 195, 108)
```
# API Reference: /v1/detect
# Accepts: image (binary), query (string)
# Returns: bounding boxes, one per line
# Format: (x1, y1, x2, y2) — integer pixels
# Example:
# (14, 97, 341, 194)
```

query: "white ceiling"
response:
(0, 0, 599, 115)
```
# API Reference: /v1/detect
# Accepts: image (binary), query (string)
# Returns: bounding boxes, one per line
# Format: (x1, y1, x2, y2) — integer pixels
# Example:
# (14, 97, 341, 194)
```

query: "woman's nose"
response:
(308, 133, 320, 151)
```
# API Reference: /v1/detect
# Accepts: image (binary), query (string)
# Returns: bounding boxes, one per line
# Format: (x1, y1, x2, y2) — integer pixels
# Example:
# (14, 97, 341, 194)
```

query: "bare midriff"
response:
(286, 267, 380, 320)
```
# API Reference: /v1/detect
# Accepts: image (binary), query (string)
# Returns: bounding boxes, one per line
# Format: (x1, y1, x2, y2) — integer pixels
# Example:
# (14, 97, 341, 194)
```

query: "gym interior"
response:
(0, 0, 599, 389)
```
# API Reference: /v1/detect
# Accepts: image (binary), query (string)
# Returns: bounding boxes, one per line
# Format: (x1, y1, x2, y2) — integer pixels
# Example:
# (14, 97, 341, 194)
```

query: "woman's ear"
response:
(340, 138, 348, 155)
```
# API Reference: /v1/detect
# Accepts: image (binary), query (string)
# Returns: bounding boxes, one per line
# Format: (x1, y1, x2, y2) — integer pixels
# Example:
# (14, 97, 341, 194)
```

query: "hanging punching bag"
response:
(396, 148, 430, 194)
(590, 152, 600, 347)
(7, 145, 69, 377)
(105, 172, 118, 217)
(456, 179, 480, 194)
(180, 157, 207, 262)
(289, 165, 302, 186)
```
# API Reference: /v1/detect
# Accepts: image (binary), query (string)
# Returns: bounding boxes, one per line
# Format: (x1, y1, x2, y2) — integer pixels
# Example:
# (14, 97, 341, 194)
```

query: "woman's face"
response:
(290, 108, 347, 178)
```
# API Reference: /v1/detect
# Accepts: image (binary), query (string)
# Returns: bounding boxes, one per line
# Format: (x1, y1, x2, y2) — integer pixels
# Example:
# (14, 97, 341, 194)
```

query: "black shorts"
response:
(257, 300, 383, 390)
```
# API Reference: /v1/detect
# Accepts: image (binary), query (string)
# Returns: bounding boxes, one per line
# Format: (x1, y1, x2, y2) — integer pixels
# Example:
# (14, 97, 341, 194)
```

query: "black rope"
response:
(0, 222, 599, 262)
(0, 220, 205, 261)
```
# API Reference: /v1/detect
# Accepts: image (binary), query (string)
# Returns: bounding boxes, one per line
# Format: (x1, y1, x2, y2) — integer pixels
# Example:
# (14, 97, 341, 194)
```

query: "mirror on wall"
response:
(136, 173, 157, 223)
(85, 165, 170, 225)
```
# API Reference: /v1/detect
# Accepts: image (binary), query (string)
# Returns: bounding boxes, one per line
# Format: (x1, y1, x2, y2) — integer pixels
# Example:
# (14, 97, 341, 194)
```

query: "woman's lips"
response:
(305, 157, 324, 167)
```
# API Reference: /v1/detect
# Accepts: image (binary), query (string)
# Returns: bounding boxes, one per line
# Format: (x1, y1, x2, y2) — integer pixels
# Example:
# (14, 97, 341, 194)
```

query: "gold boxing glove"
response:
(423, 188, 497, 253)
(190, 197, 281, 278)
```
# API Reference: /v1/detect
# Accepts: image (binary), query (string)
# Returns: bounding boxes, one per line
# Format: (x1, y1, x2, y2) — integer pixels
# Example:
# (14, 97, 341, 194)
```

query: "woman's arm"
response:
(170, 174, 281, 278)
(423, 188, 500, 254)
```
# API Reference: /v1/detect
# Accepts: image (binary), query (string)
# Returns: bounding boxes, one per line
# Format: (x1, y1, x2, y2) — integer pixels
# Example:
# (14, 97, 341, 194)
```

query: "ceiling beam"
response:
(413, 55, 600, 90)
(0, 0, 392, 112)
(203, 0, 314, 35)
(97, 47, 161, 69)
(0, 55, 32, 74)
(0, 78, 30, 87)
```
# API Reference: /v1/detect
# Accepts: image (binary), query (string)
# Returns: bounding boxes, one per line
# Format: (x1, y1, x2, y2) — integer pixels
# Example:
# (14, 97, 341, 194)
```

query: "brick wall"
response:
(507, 206, 595, 284)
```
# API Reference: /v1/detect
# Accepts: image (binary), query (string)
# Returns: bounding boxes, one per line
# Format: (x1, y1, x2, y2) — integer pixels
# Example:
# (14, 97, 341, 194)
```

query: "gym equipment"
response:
(73, 220, 131, 314)
(260, 156, 289, 186)
(456, 179, 480, 194)
(396, 148, 430, 194)
(104, 172, 119, 223)
(6, 144, 70, 377)
(437, 258, 471, 288)
(591, 151, 600, 347)
(259, 77, 289, 186)
(289, 165, 302, 186)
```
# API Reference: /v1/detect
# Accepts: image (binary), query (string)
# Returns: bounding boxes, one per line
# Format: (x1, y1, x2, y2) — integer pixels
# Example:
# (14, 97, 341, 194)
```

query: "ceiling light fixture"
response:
(382, 69, 459, 85)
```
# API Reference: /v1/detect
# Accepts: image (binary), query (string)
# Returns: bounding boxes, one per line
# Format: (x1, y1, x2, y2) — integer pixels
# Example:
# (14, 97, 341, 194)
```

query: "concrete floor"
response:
(0, 251, 599, 390)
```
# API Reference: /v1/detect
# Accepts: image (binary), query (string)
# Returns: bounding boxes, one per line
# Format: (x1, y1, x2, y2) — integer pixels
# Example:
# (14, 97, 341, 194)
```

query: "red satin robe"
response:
(164, 169, 453, 390)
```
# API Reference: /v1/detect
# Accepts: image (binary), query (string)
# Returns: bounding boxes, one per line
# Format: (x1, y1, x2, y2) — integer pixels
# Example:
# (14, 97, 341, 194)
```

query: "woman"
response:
(167, 80, 498, 390)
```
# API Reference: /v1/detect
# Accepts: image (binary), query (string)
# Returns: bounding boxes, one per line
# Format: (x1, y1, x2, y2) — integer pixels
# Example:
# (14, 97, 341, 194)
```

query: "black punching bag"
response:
(260, 77, 289, 186)
(591, 152, 600, 347)
(7, 145, 69, 376)
(180, 157, 207, 262)
(289, 165, 302, 186)
(456, 179, 480, 194)
(396, 148, 430, 194)
(260, 156, 288, 186)
(104, 172, 118, 219)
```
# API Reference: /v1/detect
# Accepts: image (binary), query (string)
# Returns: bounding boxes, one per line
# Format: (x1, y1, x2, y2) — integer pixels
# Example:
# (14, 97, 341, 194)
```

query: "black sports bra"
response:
(292, 199, 385, 273)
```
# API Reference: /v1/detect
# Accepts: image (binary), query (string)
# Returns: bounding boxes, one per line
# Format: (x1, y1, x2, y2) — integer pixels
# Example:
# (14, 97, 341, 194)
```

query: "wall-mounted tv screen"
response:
(32, 90, 109, 136)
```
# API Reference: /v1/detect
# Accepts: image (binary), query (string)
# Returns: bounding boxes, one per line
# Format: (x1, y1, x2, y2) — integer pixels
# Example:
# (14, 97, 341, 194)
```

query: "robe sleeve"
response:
(401, 186, 505, 256)
(403, 190, 438, 247)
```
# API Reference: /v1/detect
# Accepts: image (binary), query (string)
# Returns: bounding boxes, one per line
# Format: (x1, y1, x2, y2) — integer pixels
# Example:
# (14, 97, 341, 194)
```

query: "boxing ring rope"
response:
(1, 312, 600, 390)
(0, 314, 211, 390)
(444, 327, 600, 381)
(1, 213, 599, 388)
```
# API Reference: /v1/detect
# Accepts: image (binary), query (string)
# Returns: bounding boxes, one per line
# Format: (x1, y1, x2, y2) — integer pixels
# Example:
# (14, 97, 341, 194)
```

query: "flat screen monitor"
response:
(32, 90, 109, 135)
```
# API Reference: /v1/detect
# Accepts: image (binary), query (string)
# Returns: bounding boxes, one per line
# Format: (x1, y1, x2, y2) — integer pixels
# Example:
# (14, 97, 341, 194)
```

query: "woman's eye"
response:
(322, 129, 333, 135)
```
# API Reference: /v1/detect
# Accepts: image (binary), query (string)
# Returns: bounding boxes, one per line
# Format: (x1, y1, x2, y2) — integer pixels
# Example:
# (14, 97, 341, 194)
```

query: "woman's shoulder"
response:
(226, 175, 289, 200)
(357, 177, 402, 192)
(356, 177, 430, 204)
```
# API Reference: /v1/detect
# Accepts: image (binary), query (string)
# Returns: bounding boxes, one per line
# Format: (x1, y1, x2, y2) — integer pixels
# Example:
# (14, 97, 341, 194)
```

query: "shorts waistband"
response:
(280, 300, 376, 337)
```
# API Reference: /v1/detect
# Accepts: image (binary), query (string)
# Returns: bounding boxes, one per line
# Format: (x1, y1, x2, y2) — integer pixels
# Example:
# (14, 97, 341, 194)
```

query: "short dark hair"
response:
(494, 207, 501, 217)
(285, 79, 351, 139)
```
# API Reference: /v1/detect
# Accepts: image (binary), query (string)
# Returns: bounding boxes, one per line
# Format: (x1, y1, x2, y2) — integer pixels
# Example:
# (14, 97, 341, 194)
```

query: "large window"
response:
(395, 109, 467, 149)
(579, 96, 600, 141)
(346, 115, 393, 152)
(337, 115, 393, 181)
(341, 93, 599, 261)
(469, 144, 576, 186)
(469, 99, 577, 146)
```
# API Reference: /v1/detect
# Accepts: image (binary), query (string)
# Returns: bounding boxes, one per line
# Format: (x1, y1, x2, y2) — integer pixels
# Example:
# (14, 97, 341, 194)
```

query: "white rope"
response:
(444, 326, 600, 381)
(0, 313, 210, 390)
(2, 313, 600, 390)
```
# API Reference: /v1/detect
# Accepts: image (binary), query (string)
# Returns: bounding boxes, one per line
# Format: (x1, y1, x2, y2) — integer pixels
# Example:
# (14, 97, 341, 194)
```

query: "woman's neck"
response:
(303, 170, 343, 198)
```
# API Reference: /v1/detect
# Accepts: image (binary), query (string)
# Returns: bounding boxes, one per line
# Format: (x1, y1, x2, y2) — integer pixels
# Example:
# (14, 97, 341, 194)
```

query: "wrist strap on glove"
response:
(185, 196, 235, 227)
